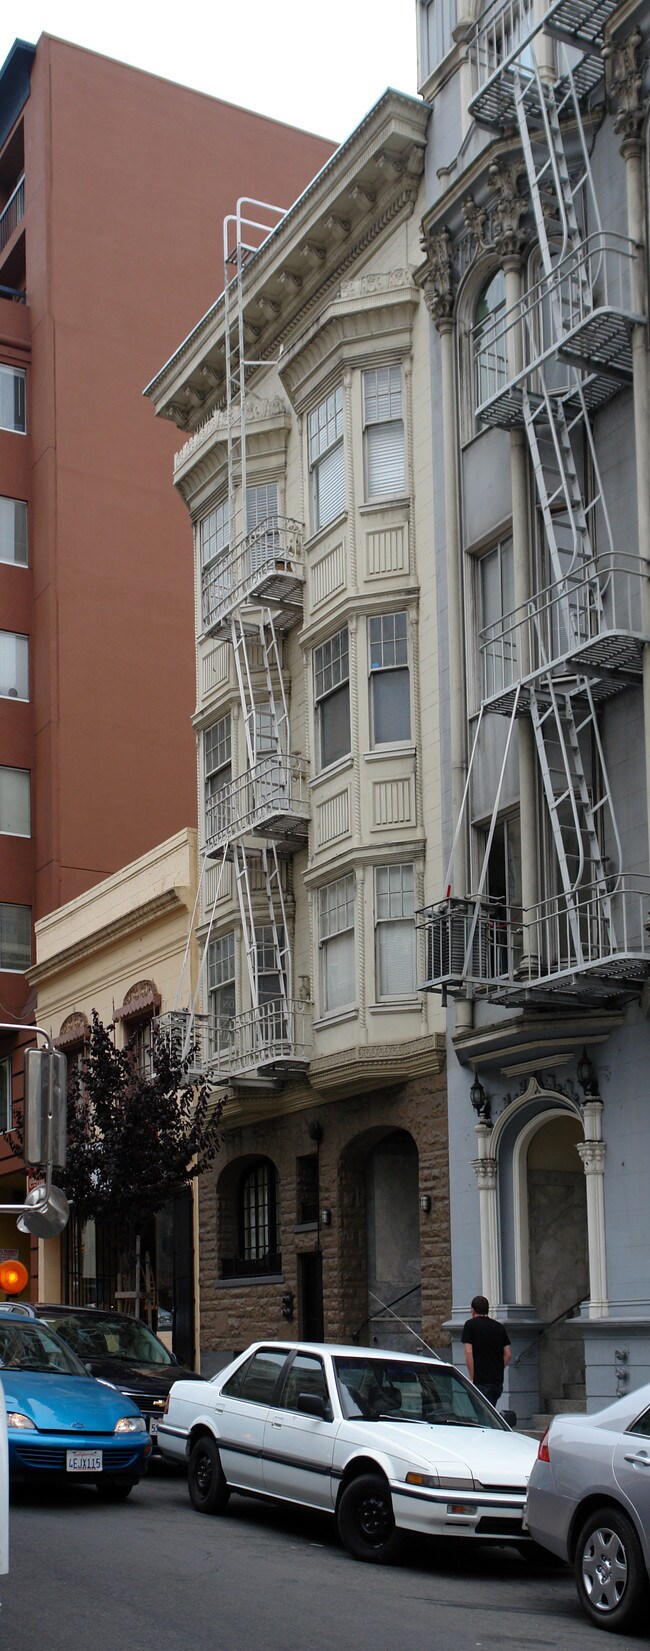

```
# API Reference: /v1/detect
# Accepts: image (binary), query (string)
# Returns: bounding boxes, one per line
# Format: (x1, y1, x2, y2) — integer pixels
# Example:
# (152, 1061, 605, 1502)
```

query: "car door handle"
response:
(270, 1418, 283, 1429)
(213, 1406, 223, 1415)
(624, 1450, 650, 1465)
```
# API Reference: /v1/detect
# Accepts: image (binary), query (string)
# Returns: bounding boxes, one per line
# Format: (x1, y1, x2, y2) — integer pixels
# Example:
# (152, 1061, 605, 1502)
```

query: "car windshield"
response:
(333, 1357, 507, 1430)
(0, 1320, 86, 1376)
(42, 1313, 172, 1367)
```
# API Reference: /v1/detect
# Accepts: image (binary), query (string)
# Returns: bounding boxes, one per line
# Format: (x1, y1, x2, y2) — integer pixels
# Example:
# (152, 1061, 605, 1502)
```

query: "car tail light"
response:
(163, 1393, 170, 1415)
(537, 1428, 550, 1463)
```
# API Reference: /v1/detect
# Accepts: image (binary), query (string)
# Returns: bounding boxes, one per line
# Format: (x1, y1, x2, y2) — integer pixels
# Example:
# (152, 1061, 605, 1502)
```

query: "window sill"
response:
(293, 1221, 319, 1234)
(313, 1007, 358, 1031)
(363, 746, 416, 763)
(215, 1274, 284, 1289)
(368, 1001, 422, 1015)
(304, 512, 348, 554)
(309, 754, 354, 790)
(359, 495, 410, 515)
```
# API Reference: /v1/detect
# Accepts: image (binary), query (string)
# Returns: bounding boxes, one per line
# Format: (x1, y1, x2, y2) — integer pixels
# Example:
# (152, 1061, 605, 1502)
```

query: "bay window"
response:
(309, 386, 344, 531)
(318, 874, 355, 1014)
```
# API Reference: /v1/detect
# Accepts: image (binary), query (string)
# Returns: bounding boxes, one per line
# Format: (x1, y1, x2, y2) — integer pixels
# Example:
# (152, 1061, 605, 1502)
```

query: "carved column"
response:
(422, 227, 471, 1031)
(491, 163, 540, 946)
(605, 32, 650, 868)
(576, 1098, 608, 1319)
(472, 1121, 500, 1310)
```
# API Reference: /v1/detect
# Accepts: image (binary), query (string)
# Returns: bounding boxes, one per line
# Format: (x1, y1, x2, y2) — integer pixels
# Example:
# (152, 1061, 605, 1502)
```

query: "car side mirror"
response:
(297, 1392, 330, 1420)
(501, 1408, 517, 1429)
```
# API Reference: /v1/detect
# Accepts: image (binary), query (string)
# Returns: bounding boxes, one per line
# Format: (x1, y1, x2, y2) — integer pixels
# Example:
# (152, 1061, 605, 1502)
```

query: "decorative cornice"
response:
(420, 226, 455, 326)
(174, 395, 290, 479)
(308, 1032, 445, 1095)
(338, 267, 415, 301)
(604, 26, 648, 144)
(279, 284, 418, 409)
(27, 891, 186, 985)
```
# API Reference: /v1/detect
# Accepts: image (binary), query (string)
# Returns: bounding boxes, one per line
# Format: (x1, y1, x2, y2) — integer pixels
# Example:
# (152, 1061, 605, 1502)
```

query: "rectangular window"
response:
(375, 864, 416, 999)
(309, 386, 344, 531)
(204, 714, 232, 839)
(478, 537, 515, 698)
(0, 631, 29, 700)
(368, 612, 411, 745)
(207, 932, 236, 1043)
(0, 903, 31, 971)
(0, 1058, 11, 1132)
(0, 767, 30, 836)
(363, 366, 405, 500)
(314, 627, 350, 771)
(0, 365, 26, 434)
(0, 497, 27, 566)
(479, 813, 522, 977)
(318, 874, 355, 1014)
(200, 499, 230, 568)
(246, 482, 279, 571)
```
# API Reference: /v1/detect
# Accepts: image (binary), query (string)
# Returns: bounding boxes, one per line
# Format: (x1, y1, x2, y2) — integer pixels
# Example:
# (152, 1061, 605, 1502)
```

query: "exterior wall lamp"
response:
(420, 1194, 432, 1214)
(577, 1046, 598, 1098)
(470, 1075, 491, 1122)
(321, 1208, 332, 1227)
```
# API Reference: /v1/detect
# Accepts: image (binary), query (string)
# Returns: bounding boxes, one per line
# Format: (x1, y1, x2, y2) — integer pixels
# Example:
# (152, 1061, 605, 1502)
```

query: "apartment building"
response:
(417, 0, 650, 1421)
(0, 33, 332, 1271)
(146, 90, 451, 1367)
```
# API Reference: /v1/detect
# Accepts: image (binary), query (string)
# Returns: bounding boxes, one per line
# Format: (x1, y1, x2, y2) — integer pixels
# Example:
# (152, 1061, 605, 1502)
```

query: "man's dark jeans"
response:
(475, 1383, 502, 1406)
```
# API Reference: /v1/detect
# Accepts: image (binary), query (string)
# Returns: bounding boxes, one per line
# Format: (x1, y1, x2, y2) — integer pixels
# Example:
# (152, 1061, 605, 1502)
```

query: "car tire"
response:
(575, 1505, 649, 1632)
(96, 1481, 134, 1502)
(337, 1473, 405, 1564)
(188, 1436, 230, 1516)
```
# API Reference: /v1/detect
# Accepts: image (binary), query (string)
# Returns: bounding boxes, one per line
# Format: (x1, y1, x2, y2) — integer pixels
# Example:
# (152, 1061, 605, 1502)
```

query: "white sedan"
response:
(159, 1339, 538, 1563)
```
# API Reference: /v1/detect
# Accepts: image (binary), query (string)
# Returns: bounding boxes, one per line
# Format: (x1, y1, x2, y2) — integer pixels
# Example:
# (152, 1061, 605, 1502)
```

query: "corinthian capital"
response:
(488, 159, 529, 262)
(576, 1139, 606, 1177)
(604, 27, 648, 145)
(472, 1156, 497, 1192)
(421, 226, 455, 327)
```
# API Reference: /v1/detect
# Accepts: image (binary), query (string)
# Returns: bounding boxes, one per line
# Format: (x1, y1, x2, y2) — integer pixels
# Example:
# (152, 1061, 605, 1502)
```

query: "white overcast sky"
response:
(1, 1, 419, 145)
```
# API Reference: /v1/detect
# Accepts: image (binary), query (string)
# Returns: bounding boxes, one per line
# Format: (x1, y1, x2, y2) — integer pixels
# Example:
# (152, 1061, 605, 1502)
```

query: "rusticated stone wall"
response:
(197, 1066, 450, 1367)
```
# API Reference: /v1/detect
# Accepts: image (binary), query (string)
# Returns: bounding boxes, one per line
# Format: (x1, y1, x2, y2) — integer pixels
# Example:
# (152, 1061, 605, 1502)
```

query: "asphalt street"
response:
(0, 1463, 644, 1651)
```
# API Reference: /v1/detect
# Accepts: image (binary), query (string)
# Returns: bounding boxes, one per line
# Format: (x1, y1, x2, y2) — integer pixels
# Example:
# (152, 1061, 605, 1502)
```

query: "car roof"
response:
(233, 1340, 446, 1366)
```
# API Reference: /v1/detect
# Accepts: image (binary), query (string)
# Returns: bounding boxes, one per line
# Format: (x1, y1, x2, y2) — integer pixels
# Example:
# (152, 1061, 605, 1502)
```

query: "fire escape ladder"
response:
(514, 51, 600, 281)
(529, 678, 616, 959)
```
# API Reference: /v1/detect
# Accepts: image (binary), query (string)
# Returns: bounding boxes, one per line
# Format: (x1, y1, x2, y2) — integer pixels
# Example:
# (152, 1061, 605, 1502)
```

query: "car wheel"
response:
(188, 1436, 230, 1516)
(96, 1481, 134, 1502)
(337, 1473, 404, 1564)
(575, 1506, 649, 1632)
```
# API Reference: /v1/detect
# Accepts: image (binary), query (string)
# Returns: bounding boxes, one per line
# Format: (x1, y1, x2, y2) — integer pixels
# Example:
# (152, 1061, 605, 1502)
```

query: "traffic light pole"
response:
(0, 1022, 70, 1233)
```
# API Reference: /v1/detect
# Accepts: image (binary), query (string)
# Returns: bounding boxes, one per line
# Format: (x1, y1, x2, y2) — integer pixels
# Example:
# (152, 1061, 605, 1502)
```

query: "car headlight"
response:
(405, 1470, 476, 1490)
(7, 1412, 36, 1430)
(114, 1415, 146, 1434)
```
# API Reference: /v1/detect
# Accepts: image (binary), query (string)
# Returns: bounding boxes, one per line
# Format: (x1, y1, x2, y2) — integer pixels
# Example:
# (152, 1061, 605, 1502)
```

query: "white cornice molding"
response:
(279, 280, 419, 410)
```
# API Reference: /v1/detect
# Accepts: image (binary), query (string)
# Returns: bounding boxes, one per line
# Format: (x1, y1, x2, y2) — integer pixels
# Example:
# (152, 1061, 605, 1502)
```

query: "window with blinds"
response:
(363, 366, 405, 501)
(200, 498, 230, 568)
(309, 386, 344, 531)
(368, 612, 411, 746)
(318, 874, 355, 1014)
(314, 627, 351, 771)
(374, 864, 416, 999)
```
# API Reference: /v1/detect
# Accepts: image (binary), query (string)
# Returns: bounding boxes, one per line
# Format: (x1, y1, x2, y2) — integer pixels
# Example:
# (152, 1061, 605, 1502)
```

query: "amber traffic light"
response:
(0, 1259, 29, 1295)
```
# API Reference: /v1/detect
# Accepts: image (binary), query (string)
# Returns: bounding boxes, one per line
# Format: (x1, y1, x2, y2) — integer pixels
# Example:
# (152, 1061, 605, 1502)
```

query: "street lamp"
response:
(576, 1046, 598, 1098)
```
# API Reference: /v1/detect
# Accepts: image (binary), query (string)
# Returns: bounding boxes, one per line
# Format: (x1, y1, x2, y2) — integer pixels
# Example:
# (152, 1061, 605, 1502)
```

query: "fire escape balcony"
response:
(418, 876, 650, 1006)
(479, 554, 650, 716)
(204, 755, 310, 855)
(154, 1001, 313, 1082)
(467, 0, 618, 129)
(201, 516, 305, 636)
(475, 236, 644, 433)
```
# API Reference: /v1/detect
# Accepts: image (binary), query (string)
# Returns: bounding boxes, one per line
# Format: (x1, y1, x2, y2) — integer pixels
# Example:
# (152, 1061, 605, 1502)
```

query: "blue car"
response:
(0, 1308, 151, 1499)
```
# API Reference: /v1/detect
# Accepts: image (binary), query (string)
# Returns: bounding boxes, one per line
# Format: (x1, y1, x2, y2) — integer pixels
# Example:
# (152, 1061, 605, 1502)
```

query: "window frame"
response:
(473, 268, 507, 418)
(0, 766, 30, 837)
(207, 931, 236, 1045)
(0, 365, 26, 435)
(204, 713, 232, 840)
(476, 536, 516, 703)
(313, 626, 351, 773)
(0, 902, 31, 972)
(0, 496, 28, 566)
(368, 611, 411, 748)
(199, 498, 230, 571)
(308, 385, 345, 533)
(318, 873, 356, 1016)
(362, 365, 406, 502)
(238, 1159, 280, 1267)
(374, 862, 417, 1001)
(0, 629, 29, 702)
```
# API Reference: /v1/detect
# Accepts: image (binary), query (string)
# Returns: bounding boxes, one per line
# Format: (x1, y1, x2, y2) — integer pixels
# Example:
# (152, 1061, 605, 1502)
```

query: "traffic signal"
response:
(23, 1049, 67, 1168)
(0, 1259, 28, 1295)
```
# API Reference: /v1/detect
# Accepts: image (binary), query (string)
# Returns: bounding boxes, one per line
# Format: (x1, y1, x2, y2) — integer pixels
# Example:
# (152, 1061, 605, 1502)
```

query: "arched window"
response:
(238, 1158, 280, 1274)
(473, 269, 506, 413)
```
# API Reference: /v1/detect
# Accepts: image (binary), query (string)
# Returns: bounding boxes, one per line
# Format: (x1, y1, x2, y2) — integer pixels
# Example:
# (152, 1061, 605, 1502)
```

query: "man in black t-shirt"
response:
(462, 1295, 511, 1406)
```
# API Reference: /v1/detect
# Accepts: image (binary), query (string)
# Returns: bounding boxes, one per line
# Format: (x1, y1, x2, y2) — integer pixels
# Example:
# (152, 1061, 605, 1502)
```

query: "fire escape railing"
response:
(201, 515, 304, 634)
(205, 755, 310, 853)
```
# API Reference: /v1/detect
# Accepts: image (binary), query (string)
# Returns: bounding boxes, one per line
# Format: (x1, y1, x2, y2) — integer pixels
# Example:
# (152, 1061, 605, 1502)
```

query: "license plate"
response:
(66, 1450, 102, 1473)
(148, 1419, 158, 1437)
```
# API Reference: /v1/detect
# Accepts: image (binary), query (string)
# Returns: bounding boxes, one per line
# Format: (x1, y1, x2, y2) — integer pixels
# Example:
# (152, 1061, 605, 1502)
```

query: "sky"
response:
(1, 1, 420, 145)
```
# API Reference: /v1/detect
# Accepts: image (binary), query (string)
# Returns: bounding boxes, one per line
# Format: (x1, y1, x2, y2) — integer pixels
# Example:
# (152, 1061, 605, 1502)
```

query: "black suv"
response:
(33, 1305, 202, 1450)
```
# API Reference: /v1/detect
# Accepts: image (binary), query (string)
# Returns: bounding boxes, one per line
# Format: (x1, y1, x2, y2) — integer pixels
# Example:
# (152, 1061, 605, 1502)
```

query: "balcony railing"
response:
(201, 516, 304, 634)
(478, 553, 649, 710)
(474, 235, 643, 429)
(154, 1001, 312, 1080)
(0, 177, 24, 257)
(418, 877, 650, 1000)
(205, 755, 310, 853)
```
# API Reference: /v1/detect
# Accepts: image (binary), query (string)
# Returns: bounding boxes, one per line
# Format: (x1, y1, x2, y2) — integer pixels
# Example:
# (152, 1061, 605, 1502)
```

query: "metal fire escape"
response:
(419, 0, 650, 1005)
(157, 200, 311, 1082)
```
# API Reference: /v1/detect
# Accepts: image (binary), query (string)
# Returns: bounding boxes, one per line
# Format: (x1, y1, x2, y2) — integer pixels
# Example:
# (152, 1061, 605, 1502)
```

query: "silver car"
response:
(525, 1385, 650, 1632)
(159, 1339, 538, 1563)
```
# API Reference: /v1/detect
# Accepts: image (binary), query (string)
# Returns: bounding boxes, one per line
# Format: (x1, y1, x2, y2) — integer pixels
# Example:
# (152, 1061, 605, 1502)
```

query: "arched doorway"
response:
(526, 1114, 589, 1411)
(365, 1130, 421, 1350)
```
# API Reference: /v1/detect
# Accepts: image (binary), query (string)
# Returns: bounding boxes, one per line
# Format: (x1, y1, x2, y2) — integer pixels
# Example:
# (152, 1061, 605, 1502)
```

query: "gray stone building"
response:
(417, 0, 650, 1424)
